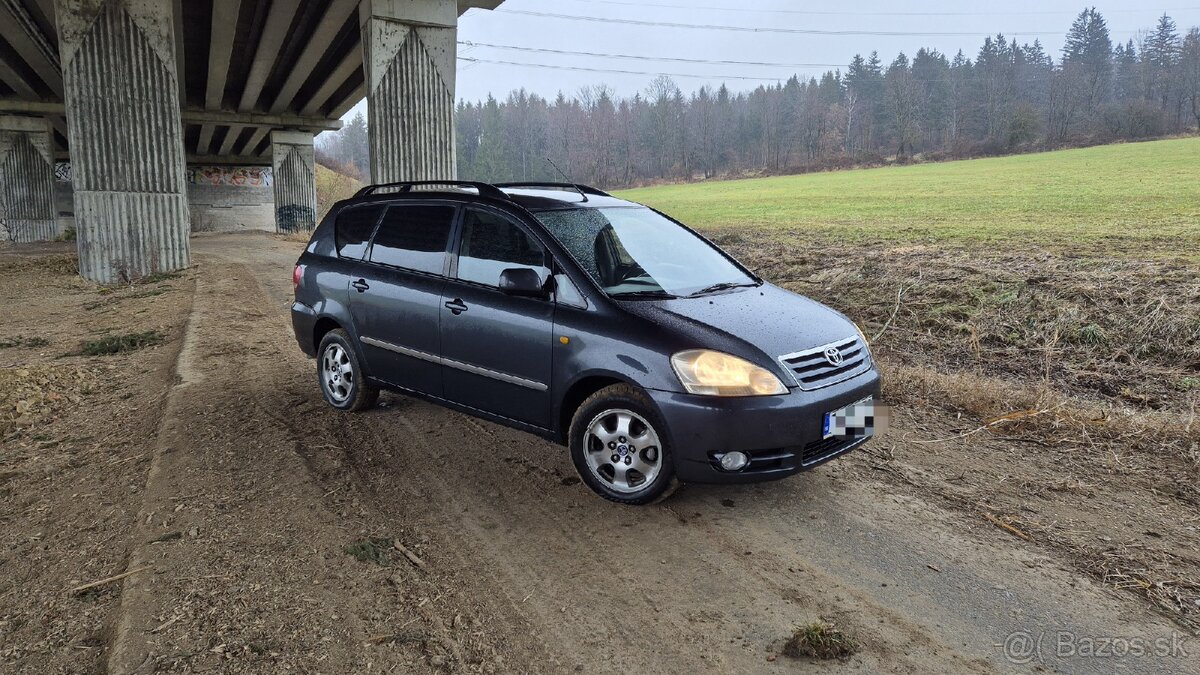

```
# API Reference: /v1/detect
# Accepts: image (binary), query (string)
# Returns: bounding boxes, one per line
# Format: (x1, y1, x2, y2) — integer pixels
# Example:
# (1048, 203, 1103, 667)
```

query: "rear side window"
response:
(456, 209, 547, 287)
(369, 204, 457, 274)
(335, 205, 384, 259)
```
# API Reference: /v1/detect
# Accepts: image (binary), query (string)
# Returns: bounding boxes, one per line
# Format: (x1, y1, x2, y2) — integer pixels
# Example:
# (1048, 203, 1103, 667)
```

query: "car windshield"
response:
(534, 207, 757, 298)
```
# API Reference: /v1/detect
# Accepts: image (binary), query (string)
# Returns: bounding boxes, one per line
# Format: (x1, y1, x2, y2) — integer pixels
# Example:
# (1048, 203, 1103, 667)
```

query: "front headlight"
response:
(670, 350, 788, 397)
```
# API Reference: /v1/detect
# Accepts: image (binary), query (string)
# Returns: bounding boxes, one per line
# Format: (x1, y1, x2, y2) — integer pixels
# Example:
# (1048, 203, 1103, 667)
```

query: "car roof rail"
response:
(353, 180, 510, 201)
(494, 182, 612, 198)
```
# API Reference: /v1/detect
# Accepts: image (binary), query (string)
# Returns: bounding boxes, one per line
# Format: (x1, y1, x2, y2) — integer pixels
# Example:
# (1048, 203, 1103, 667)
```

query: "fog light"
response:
(719, 452, 750, 472)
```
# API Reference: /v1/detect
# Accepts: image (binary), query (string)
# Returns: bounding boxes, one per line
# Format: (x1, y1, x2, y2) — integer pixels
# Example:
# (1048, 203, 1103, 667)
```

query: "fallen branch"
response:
(71, 566, 152, 595)
(912, 407, 1056, 445)
(872, 280, 915, 342)
(982, 513, 1032, 541)
(393, 540, 427, 571)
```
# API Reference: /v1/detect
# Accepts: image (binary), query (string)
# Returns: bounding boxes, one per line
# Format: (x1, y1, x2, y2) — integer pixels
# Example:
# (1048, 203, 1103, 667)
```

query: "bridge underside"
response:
(0, 0, 500, 281)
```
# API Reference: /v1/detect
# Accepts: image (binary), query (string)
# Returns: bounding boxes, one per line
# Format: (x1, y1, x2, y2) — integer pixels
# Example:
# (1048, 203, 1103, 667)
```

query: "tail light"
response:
(293, 264, 305, 294)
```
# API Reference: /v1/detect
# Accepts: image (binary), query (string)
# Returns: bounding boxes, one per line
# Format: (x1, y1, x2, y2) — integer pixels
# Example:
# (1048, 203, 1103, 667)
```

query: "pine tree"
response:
(1183, 28, 1200, 130)
(1113, 40, 1140, 102)
(1144, 14, 1182, 112)
(1061, 7, 1114, 127)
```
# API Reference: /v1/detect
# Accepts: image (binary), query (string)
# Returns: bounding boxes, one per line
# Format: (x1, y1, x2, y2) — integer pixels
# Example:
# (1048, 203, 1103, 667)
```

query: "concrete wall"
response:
(188, 184, 275, 233)
(54, 163, 276, 235)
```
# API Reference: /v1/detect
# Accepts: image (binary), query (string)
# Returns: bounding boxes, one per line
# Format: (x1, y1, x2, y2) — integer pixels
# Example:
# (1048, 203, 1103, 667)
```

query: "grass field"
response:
(617, 137, 1200, 247)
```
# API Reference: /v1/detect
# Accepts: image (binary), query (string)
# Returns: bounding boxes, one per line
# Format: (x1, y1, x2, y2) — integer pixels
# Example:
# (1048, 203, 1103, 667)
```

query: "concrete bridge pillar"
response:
(0, 116, 57, 243)
(270, 131, 318, 233)
(360, 0, 458, 183)
(56, 0, 190, 283)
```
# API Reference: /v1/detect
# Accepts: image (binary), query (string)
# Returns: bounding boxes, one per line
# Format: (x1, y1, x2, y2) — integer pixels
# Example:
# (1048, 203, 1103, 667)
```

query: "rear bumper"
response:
(646, 369, 881, 484)
(291, 302, 318, 357)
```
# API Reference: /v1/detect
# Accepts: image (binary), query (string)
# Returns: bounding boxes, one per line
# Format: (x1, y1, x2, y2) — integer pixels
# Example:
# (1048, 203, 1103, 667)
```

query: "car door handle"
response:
(444, 298, 468, 315)
(352, 279, 370, 293)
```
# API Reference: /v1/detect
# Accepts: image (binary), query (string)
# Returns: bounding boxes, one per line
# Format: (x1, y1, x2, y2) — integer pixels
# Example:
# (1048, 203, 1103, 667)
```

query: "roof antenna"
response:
(545, 157, 588, 202)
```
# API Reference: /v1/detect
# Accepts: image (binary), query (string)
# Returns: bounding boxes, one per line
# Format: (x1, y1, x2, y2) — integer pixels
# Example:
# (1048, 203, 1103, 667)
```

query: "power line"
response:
(495, 9, 1069, 37)
(457, 56, 789, 81)
(458, 41, 845, 69)
(457, 56, 1057, 87)
(545, 0, 1200, 18)
(494, 8, 1161, 37)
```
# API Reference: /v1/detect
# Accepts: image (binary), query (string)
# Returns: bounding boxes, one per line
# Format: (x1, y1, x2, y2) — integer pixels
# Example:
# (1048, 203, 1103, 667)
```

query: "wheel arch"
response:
(313, 316, 342, 351)
(556, 372, 640, 445)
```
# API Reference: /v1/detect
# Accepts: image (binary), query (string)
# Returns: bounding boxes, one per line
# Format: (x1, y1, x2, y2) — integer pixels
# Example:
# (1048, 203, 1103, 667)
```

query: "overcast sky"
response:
(341, 0, 1200, 120)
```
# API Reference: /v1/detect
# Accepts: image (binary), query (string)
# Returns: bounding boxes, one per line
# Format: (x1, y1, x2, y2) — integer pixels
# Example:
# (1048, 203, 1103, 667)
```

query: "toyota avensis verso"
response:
(291, 181, 881, 505)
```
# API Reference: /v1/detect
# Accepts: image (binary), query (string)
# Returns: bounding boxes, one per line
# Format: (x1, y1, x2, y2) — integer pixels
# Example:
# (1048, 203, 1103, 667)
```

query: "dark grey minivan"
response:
(292, 181, 880, 504)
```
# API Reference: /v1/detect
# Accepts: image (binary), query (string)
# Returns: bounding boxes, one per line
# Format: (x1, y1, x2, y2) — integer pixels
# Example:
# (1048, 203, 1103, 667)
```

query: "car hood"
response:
(617, 283, 860, 377)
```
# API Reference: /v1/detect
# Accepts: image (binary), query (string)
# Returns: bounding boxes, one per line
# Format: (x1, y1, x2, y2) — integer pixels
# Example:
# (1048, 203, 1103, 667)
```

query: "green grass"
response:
(343, 537, 393, 566)
(81, 330, 165, 356)
(616, 138, 1200, 246)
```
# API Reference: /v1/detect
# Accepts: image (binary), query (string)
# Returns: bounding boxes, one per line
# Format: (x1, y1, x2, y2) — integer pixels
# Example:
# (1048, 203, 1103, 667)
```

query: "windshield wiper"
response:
(687, 281, 759, 298)
(610, 289, 679, 300)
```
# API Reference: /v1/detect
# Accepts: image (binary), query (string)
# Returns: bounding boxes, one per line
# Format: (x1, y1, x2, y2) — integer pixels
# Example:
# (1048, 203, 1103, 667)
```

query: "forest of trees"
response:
(317, 9, 1200, 190)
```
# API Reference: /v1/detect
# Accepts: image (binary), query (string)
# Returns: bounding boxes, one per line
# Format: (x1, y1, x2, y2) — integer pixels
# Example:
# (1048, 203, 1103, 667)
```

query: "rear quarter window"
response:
(335, 205, 385, 259)
(368, 204, 457, 274)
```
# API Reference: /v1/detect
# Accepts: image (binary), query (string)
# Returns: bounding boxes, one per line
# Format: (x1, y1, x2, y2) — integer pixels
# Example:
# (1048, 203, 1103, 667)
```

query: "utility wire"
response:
(458, 41, 846, 69)
(456, 56, 789, 81)
(546, 0, 1200, 18)
(495, 9, 1070, 37)
(457, 55, 1057, 86)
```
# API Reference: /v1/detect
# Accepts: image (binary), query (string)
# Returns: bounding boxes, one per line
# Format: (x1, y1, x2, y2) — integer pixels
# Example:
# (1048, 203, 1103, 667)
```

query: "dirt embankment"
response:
(0, 247, 194, 672)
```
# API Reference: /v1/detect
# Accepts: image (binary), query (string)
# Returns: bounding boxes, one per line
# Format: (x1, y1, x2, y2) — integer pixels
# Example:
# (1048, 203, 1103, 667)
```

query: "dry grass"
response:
(0, 364, 101, 437)
(782, 621, 859, 660)
(719, 233, 1200, 412)
(0, 253, 79, 275)
(873, 362, 1200, 630)
(714, 232, 1200, 631)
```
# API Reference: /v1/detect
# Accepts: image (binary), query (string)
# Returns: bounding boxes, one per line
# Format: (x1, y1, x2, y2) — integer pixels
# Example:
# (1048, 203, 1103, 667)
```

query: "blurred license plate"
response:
(823, 396, 875, 439)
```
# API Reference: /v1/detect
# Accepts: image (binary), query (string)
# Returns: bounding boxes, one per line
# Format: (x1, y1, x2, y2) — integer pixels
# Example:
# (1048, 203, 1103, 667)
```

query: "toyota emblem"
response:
(824, 346, 843, 366)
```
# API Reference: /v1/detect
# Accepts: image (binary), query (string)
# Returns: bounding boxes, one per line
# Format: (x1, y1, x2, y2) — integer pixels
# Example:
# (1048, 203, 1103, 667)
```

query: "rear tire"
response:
(568, 384, 678, 505)
(317, 329, 378, 412)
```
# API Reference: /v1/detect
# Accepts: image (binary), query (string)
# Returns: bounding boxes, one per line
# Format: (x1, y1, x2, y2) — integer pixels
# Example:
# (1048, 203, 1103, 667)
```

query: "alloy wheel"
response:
(322, 343, 354, 403)
(584, 408, 663, 493)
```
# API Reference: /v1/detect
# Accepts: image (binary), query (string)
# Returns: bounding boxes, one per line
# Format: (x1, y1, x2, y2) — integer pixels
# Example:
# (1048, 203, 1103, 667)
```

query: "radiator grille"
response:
(780, 336, 871, 390)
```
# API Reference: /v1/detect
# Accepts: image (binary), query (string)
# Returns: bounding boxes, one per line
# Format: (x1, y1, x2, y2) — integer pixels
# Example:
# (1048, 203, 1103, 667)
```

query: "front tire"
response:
(569, 384, 677, 505)
(317, 329, 378, 412)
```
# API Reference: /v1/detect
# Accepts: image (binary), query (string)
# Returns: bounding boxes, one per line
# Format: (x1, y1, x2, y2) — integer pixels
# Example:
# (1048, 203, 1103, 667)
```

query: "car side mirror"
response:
(498, 268, 548, 298)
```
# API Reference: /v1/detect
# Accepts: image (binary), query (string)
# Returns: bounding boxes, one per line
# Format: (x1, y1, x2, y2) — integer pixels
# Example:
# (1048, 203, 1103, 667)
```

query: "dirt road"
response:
(3, 232, 1195, 674)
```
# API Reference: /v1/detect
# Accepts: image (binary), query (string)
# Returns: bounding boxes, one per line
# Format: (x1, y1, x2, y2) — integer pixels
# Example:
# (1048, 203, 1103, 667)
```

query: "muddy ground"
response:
(0, 233, 1196, 674)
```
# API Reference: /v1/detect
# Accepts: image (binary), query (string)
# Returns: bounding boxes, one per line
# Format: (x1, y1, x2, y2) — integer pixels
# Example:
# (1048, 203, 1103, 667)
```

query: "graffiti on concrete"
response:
(54, 163, 274, 187)
(188, 166, 273, 187)
(276, 204, 315, 233)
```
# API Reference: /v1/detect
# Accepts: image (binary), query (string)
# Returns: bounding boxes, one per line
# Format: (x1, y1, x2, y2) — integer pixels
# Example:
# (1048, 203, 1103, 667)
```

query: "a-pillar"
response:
(56, 0, 190, 283)
(270, 130, 318, 233)
(360, 0, 458, 183)
(0, 116, 57, 243)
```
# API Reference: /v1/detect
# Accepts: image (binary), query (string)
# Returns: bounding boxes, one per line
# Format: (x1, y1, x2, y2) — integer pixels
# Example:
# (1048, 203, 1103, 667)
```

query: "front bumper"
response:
(646, 369, 881, 484)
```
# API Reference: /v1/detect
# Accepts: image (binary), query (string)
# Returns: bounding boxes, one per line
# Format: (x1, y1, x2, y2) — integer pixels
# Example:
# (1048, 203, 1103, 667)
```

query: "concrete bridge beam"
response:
(270, 130, 317, 233)
(0, 115, 57, 243)
(361, 0, 458, 183)
(56, 0, 190, 283)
